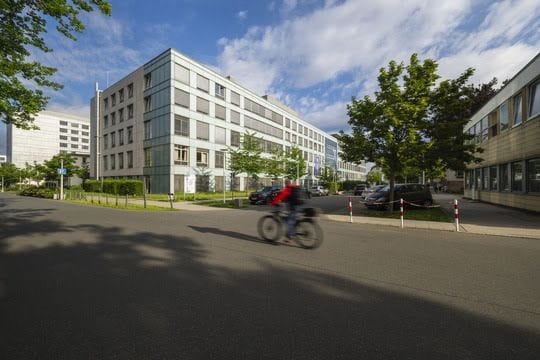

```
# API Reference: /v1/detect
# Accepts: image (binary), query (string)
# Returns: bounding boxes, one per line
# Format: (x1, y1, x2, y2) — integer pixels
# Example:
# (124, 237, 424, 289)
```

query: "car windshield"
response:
(257, 186, 273, 192)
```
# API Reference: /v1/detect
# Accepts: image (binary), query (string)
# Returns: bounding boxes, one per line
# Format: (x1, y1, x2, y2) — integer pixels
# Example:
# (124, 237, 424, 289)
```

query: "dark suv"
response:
(353, 184, 367, 196)
(249, 186, 282, 205)
(365, 183, 433, 209)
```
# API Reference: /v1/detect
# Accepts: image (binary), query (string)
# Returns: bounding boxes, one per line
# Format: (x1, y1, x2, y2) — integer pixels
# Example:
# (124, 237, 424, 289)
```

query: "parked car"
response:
(309, 185, 329, 197)
(353, 184, 367, 196)
(364, 183, 433, 210)
(249, 186, 282, 205)
(360, 184, 386, 199)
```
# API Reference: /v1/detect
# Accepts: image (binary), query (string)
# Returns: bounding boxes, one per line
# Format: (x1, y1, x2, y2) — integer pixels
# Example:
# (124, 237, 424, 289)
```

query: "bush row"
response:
(83, 179, 143, 196)
(17, 187, 56, 199)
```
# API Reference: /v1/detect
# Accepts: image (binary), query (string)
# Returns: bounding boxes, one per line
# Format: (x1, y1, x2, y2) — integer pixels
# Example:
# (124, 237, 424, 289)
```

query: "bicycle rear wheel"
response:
(257, 215, 282, 242)
(295, 219, 323, 249)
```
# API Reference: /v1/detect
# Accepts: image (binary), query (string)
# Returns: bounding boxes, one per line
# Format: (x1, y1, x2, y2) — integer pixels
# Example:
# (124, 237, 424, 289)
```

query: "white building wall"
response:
(7, 111, 90, 168)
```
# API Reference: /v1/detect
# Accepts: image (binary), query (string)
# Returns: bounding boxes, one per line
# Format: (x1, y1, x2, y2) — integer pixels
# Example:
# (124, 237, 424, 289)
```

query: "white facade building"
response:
(91, 48, 365, 193)
(6, 111, 90, 168)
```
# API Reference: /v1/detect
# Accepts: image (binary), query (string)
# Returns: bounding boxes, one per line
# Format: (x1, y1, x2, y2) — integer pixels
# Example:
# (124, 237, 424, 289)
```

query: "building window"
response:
(511, 161, 523, 192)
(144, 148, 152, 166)
(175, 88, 190, 108)
(118, 108, 124, 122)
(215, 151, 224, 168)
(82, 131, 89, 136)
(127, 126, 133, 143)
(127, 151, 133, 168)
(175, 115, 189, 137)
(215, 83, 225, 98)
(196, 121, 209, 140)
(103, 155, 108, 170)
(144, 96, 152, 112)
(215, 126, 226, 145)
(144, 121, 152, 140)
(103, 134, 108, 149)
(119, 89, 124, 103)
(110, 131, 116, 147)
(196, 96, 209, 114)
(71, 122, 79, 128)
(215, 104, 226, 120)
(127, 83, 133, 98)
(60, 128, 68, 133)
(230, 110, 240, 124)
(489, 166, 498, 191)
(513, 94, 522, 126)
(482, 167, 489, 190)
(228, 91, 240, 108)
(119, 129, 124, 146)
(71, 136, 78, 141)
(82, 145, 88, 150)
(59, 135, 68, 140)
(175, 63, 190, 84)
(82, 138, 89, 143)
(111, 111, 116, 125)
(529, 80, 540, 119)
(231, 130, 240, 147)
(127, 104, 133, 119)
(82, 124, 89, 130)
(292, 121, 297, 132)
(118, 152, 124, 169)
(144, 73, 152, 89)
(197, 74, 209, 92)
(111, 93, 116, 107)
(110, 154, 116, 169)
(71, 129, 78, 135)
(196, 148, 209, 167)
(104, 98, 108, 111)
(103, 115, 108, 128)
(60, 143, 67, 148)
(527, 158, 540, 193)
(285, 118, 290, 128)
(500, 101, 509, 132)
(60, 120, 68, 126)
(174, 145, 189, 165)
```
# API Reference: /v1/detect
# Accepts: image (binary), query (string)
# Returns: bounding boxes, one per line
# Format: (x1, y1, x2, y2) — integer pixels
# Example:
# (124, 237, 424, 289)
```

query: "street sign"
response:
(184, 175, 196, 194)
(57, 168, 67, 176)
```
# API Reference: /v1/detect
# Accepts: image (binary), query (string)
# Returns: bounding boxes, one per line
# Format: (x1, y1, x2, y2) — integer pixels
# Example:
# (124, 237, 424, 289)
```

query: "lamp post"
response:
(60, 157, 64, 201)
(221, 148, 228, 203)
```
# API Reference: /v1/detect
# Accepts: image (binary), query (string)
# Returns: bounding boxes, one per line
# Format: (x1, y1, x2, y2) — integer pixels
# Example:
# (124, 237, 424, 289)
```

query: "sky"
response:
(1, 0, 540, 154)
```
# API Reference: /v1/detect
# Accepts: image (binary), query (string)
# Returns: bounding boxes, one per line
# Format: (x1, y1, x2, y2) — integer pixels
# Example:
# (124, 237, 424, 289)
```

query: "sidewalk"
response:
(324, 193, 540, 240)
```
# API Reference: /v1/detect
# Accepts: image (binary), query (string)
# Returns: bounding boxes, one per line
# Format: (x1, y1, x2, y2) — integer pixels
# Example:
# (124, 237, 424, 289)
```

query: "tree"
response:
(1, 0, 112, 129)
(36, 153, 80, 182)
(228, 132, 264, 191)
(265, 148, 285, 183)
(283, 145, 306, 181)
(366, 169, 383, 185)
(0, 163, 20, 187)
(339, 54, 439, 209)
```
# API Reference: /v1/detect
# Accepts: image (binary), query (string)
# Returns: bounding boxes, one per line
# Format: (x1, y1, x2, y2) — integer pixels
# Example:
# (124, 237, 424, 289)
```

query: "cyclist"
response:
(271, 183, 305, 241)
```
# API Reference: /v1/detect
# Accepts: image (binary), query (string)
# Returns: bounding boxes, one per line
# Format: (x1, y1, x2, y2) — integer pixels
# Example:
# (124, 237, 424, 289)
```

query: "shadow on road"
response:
(0, 196, 539, 359)
(189, 225, 269, 245)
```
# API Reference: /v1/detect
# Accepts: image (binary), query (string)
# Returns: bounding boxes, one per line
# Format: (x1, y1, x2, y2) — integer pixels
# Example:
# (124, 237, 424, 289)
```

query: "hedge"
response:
(83, 179, 143, 196)
(17, 187, 56, 199)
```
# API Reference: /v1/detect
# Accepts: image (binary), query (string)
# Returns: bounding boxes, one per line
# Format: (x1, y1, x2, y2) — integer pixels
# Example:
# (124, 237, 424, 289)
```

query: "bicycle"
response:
(257, 206, 323, 249)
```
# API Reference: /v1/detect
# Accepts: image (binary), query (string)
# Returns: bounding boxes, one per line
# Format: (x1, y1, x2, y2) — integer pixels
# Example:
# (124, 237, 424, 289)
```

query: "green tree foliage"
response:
(339, 54, 439, 208)
(36, 153, 80, 181)
(283, 145, 306, 181)
(228, 131, 264, 190)
(366, 169, 383, 185)
(0, 163, 20, 186)
(265, 148, 285, 181)
(1, 0, 112, 129)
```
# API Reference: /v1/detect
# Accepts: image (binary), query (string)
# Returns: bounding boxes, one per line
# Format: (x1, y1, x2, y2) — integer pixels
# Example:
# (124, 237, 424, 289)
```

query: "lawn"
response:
(355, 205, 451, 222)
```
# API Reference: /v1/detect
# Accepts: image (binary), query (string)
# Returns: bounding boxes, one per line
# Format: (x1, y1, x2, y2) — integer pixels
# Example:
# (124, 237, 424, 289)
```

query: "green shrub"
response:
(82, 179, 143, 196)
(17, 186, 56, 199)
(83, 180, 101, 192)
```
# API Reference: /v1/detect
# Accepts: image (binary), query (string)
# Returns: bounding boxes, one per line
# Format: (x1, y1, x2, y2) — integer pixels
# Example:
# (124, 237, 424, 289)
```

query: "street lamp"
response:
(220, 148, 228, 203)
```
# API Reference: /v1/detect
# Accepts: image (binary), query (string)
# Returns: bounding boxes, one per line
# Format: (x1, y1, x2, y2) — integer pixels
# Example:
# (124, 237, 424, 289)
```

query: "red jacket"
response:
(270, 184, 295, 206)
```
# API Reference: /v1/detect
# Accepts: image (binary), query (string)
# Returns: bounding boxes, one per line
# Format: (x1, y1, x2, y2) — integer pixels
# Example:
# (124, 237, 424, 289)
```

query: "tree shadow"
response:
(0, 197, 539, 359)
(189, 225, 272, 245)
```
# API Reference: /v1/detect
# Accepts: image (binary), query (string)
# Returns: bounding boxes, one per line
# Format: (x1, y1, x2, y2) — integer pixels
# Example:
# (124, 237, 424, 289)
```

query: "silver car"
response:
(310, 186, 329, 196)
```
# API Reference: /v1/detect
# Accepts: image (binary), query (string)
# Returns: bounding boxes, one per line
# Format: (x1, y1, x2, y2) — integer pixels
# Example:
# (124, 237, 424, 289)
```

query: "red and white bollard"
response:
(400, 198, 404, 229)
(454, 199, 460, 232)
(348, 196, 353, 223)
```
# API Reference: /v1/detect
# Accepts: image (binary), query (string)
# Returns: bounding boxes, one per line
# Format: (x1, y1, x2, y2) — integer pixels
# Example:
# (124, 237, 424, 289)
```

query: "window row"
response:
(172, 146, 226, 168)
(466, 78, 540, 143)
(60, 128, 89, 136)
(58, 121, 89, 130)
(103, 126, 133, 150)
(466, 158, 540, 193)
(59, 143, 88, 150)
(103, 104, 134, 128)
(103, 151, 133, 170)
(103, 83, 133, 110)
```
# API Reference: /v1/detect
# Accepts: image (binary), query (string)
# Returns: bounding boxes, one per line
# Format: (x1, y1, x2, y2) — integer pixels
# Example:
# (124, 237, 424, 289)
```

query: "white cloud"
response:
(237, 10, 248, 19)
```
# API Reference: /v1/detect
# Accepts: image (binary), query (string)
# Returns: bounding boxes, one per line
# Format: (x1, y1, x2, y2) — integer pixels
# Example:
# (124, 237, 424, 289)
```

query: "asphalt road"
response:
(1, 193, 539, 359)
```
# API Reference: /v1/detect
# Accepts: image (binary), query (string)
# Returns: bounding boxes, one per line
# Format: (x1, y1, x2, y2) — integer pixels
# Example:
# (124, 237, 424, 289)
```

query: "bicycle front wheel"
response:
(295, 219, 323, 249)
(257, 215, 282, 242)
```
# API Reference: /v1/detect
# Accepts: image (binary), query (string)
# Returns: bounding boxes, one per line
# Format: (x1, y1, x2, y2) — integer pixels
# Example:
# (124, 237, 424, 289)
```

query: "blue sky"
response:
(1, 0, 540, 154)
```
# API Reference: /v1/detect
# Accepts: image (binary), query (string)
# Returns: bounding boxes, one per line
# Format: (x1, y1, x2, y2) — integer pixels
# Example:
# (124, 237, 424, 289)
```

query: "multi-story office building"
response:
(90, 48, 365, 194)
(464, 53, 540, 212)
(6, 111, 90, 169)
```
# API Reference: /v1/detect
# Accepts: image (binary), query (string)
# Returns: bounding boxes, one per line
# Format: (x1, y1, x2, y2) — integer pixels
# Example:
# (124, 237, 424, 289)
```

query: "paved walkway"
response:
(326, 193, 540, 240)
